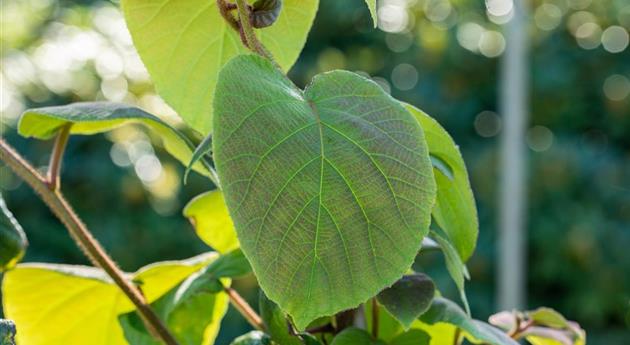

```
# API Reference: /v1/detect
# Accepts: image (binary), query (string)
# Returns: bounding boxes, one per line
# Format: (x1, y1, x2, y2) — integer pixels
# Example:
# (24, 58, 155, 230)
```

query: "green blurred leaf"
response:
(18, 102, 212, 179)
(528, 308, 570, 329)
(251, 0, 283, 28)
(431, 230, 470, 315)
(330, 328, 384, 345)
(121, 0, 319, 134)
(2, 253, 215, 345)
(119, 268, 230, 345)
(0, 319, 16, 345)
(420, 298, 518, 345)
(364, 0, 377, 27)
(230, 331, 273, 345)
(184, 190, 239, 253)
(214, 55, 436, 330)
(376, 274, 435, 329)
(404, 103, 478, 261)
(0, 194, 27, 272)
(389, 329, 430, 345)
(260, 291, 321, 345)
(365, 297, 404, 343)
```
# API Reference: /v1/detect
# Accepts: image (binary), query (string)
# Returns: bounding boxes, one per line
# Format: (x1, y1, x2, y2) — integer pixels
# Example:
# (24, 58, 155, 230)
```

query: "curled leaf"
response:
(251, 0, 283, 28)
(183, 190, 239, 253)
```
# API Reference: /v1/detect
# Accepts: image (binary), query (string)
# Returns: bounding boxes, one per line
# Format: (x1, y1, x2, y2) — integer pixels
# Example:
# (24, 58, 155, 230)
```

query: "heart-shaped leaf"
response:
(19, 102, 213, 180)
(0, 194, 27, 272)
(213, 55, 436, 329)
(2, 253, 215, 345)
(184, 190, 239, 253)
(404, 104, 478, 262)
(376, 274, 436, 329)
(121, 0, 319, 134)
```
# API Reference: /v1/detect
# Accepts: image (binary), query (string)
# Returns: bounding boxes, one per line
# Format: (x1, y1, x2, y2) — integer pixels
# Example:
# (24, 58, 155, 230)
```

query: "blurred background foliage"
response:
(0, 0, 628, 344)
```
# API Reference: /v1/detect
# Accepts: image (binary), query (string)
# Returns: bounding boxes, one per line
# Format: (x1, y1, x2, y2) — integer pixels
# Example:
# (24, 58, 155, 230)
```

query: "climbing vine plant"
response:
(0, 1, 585, 345)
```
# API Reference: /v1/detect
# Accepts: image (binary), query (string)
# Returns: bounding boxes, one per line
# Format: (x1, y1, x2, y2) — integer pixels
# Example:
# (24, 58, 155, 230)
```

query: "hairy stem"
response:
(0, 138, 180, 345)
(46, 124, 71, 191)
(224, 286, 265, 331)
(216, 0, 240, 31)
(234, 0, 275, 62)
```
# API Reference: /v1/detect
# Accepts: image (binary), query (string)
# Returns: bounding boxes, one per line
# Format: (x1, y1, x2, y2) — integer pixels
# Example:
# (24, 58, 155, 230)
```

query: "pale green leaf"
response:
(404, 103, 478, 261)
(365, 0, 377, 27)
(121, 0, 319, 134)
(214, 55, 436, 329)
(120, 269, 230, 345)
(0, 194, 27, 272)
(0, 319, 16, 345)
(409, 319, 458, 345)
(184, 190, 239, 253)
(389, 329, 430, 345)
(376, 274, 435, 329)
(2, 253, 215, 345)
(430, 230, 470, 315)
(330, 328, 384, 345)
(230, 331, 273, 345)
(419, 298, 518, 345)
(18, 102, 212, 179)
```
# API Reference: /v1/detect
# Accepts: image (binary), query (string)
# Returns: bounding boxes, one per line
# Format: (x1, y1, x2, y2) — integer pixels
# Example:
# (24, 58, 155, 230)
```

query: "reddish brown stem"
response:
(46, 124, 71, 191)
(0, 138, 179, 345)
(224, 286, 265, 331)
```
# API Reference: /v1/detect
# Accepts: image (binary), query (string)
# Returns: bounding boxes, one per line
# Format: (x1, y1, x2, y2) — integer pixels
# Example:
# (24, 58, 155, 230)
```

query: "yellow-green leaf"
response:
(18, 102, 212, 179)
(0, 194, 27, 272)
(365, 0, 377, 27)
(184, 190, 239, 253)
(2, 253, 216, 345)
(121, 0, 320, 134)
(404, 103, 478, 261)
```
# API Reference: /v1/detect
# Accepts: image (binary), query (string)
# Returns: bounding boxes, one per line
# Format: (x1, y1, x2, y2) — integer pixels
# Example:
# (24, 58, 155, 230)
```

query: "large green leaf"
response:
(330, 328, 385, 345)
(18, 102, 212, 179)
(184, 190, 239, 253)
(0, 194, 27, 272)
(119, 269, 230, 345)
(213, 55, 436, 329)
(121, 0, 319, 134)
(2, 253, 215, 345)
(419, 298, 518, 345)
(404, 104, 478, 261)
(0, 319, 16, 345)
(376, 274, 435, 329)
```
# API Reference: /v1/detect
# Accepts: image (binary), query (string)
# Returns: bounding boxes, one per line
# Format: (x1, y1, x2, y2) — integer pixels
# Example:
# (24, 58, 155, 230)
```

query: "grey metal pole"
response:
(498, 0, 529, 311)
